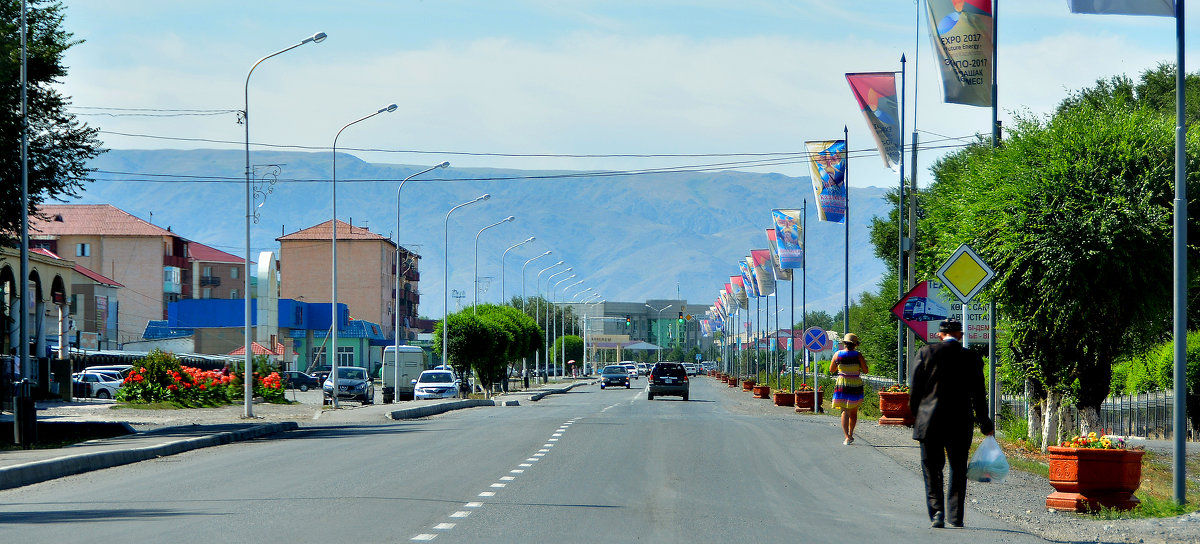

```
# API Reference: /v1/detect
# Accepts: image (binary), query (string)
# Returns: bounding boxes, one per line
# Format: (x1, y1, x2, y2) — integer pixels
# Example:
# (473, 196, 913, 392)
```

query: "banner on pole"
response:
(765, 229, 793, 282)
(846, 72, 901, 169)
(1066, 0, 1174, 16)
(730, 276, 749, 309)
(926, 0, 993, 107)
(806, 140, 848, 223)
(739, 260, 760, 298)
(750, 250, 776, 296)
(771, 208, 804, 269)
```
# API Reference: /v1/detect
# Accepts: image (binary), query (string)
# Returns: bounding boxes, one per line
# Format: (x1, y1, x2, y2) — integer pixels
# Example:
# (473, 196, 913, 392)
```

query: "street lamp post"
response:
(443, 194, 491, 373)
(521, 251, 552, 312)
(543, 268, 572, 380)
(535, 261, 565, 383)
(645, 303, 672, 362)
(561, 281, 587, 372)
(551, 274, 577, 377)
(242, 31, 326, 418)
(500, 237, 535, 305)
(473, 216, 516, 311)
(393, 162, 449, 395)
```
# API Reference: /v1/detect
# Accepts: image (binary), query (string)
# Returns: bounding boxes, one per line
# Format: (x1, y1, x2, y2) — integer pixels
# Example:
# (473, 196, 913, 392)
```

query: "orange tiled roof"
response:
(277, 219, 394, 243)
(228, 341, 287, 356)
(31, 204, 176, 237)
(188, 241, 245, 264)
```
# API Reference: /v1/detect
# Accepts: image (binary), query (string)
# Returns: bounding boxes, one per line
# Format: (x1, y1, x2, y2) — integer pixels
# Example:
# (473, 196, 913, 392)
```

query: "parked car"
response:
(72, 371, 123, 399)
(647, 362, 689, 401)
(83, 365, 133, 379)
(599, 365, 630, 389)
(623, 363, 638, 380)
(282, 371, 320, 392)
(322, 366, 374, 404)
(412, 370, 459, 399)
(308, 366, 332, 384)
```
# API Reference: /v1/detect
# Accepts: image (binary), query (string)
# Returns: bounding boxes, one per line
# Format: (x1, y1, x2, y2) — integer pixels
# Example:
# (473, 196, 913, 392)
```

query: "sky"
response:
(57, 1, 1197, 192)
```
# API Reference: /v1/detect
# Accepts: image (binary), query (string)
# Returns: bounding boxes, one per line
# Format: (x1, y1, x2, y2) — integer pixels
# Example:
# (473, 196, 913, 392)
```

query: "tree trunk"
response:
(1026, 378, 1042, 446)
(1041, 390, 1061, 453)
(1079, 405, 1102, 436)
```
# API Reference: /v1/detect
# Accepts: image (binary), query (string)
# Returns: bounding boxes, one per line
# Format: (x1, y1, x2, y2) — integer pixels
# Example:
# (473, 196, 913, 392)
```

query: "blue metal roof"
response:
(142, 320, 194, 340)
(288, 319, 389, 345)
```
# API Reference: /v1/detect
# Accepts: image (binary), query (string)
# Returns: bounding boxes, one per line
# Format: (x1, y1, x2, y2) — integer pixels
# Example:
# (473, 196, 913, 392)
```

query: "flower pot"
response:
(794, 389, 823, 412)
(877, 391, 914, 426)
(742, 379, 756, 392)
(752, 385, 771, 399)
(726, 377, 738, 387)
(773, 392, 795, 406)
(1046, 446, 1145, 512)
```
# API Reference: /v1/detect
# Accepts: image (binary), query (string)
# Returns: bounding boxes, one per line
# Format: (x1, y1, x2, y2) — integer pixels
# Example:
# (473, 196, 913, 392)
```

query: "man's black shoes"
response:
(931, 512, 945, 529)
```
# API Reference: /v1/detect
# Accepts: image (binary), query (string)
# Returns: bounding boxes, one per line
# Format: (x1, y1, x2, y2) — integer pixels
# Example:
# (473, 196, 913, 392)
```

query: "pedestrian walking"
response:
(908, 319, 994, 529)
(829, 332, 868, 445)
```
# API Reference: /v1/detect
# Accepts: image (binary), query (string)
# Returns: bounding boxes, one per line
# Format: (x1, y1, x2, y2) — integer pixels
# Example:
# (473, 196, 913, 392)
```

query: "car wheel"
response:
(600, 384, 605, 389)
(683, 393, 689, 401)
(625, 383, 630, 389)
(300, 384, 309, 392)
(647, 392, 654, 400)
(97, 389, 111, 399)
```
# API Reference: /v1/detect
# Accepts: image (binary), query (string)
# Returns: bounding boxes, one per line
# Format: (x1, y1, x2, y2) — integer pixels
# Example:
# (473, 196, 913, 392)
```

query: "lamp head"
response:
(381, 103, 399, 114)
(504, 216, 515, 222)
(481, 194, 491, 201)
(541, 250, 551, 256)
(438, 161, 450, 168)
(525, 237, 536, 243)
(307, 32, 328, 44)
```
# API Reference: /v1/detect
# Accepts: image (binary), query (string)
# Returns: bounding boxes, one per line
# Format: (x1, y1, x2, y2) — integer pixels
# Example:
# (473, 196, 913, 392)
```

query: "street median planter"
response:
(794, 388, 823, 413)
(742, 379, 756, 392)
(726, 377, 738, 387)
(1046, 446, 1145, 513)
(877, 391, 914, 426)
(752, 385, 771, 399)
(772, 392, 794, 406)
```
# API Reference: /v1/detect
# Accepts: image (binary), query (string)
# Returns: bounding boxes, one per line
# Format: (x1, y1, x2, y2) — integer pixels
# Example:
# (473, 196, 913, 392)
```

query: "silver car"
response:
(323, 366, 374, 404)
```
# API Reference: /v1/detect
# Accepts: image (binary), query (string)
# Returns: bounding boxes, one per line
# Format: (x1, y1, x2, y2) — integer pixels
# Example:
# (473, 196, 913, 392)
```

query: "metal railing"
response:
(1001, 391, 1198, 441)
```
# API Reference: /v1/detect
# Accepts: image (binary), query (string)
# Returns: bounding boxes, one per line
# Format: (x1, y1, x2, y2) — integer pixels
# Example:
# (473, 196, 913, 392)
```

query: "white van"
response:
(382, 345, 427, 401)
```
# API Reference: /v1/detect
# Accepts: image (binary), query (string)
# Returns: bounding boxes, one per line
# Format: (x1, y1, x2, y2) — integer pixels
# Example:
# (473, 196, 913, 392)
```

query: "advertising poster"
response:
(846, 72, 901, 168)
(771, 208, 804, 269)
(765, 229, 793, 281)
(891, 280, 991, 343)
(750, 250, 776, 296)
(805, 140, 847, 223)
(926, 0, 993, 107)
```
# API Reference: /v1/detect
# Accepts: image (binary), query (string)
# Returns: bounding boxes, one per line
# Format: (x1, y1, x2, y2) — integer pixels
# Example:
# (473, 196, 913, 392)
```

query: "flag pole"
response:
(1172, 0, 1187, 507)
(843, 126, 850, 336)
(907, 0, 921, 369)
(899, 54, 908, 385)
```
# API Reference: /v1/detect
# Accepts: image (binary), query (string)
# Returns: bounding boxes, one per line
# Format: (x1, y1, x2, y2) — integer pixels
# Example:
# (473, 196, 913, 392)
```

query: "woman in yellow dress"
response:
(830, 333, 869, 445)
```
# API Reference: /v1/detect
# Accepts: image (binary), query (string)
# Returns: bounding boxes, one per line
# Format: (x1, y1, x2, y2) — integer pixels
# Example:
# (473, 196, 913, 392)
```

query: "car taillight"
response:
(648, 374, 654, 381)
(683, 375, 688, 382)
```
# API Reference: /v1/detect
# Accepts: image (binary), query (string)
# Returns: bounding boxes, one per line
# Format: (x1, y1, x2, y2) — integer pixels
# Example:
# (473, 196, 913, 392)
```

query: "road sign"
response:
(803, 327, 831, 352)
(936, 243, 995, 303)
(892, 280, 991, 343)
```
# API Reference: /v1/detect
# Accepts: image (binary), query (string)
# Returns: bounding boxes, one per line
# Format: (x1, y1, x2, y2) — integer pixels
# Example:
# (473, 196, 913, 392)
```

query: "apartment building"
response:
(188, 241, 246, 300)
(276, 219, 420, 342)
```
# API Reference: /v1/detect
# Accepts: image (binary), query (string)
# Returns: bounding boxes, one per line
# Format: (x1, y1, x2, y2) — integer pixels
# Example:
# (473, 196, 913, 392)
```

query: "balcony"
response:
(163, 254, 188, 268)
(404, 269, 420, 282)
(199, 276, 221, 287)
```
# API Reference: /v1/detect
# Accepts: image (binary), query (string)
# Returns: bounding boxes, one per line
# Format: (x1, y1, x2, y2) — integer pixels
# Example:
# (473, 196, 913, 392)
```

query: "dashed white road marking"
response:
(526, 457, 539, 462)
(434, 523, 456, 530)
(538, 448, 550, 452)
(501, 476, 516, 481)
(479, 491, 496, 497)
(533, 453, 545, 457)
(552, 433, 563, 437)
(451, 511, 471, 518)
(490, 483, 507, 488)
(511, 469, 524, 474)
(465, 502, 483, 508)
(543, 443, 554, 447)
(519, 463, 533, 467)
(411, 534, 437, 541)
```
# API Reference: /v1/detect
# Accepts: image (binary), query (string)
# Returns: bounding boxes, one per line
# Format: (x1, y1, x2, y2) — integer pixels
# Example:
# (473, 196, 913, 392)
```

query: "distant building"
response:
(188, 241, 246, 300)
(276, 220, 420, 343)
(30, 248, 122, 351)
(1, 246, 73, 366)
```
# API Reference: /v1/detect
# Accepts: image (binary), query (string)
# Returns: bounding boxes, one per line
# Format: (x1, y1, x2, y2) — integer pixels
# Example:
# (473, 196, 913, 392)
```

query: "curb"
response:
(386, 399, 497, 420)
(530, 380, 592, 401)
(0, 421, 299, 491)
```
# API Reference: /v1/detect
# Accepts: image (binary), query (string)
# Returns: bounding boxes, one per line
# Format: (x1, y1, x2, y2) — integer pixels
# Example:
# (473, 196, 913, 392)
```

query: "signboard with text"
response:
(892, 280, 990, 343)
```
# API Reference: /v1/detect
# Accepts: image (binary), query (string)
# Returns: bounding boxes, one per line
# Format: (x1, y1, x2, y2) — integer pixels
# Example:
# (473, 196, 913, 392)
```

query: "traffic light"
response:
(625, 314, 631, 327)
(678, 311, 684, 324)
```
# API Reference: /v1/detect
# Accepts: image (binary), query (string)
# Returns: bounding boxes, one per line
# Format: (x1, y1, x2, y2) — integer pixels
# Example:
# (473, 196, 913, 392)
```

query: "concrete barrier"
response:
(386, 399, 497, 420)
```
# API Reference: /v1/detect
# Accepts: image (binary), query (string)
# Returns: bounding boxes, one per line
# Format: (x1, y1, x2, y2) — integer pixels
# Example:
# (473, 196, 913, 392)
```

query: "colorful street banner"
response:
(765, 229, 793, 281)
(1067, 0, 1174, 16)
(700, 319, 712, 337)
(723, 284, 736, 312)
(750, 250, 776, 296)
(846, 72, 901, 169)
(926, 0, 993, 107)
(730, 276, 749, 309)
(771, 209, 804, 268)
(739, 260, 760, 298)
(805, 140, 847, 223)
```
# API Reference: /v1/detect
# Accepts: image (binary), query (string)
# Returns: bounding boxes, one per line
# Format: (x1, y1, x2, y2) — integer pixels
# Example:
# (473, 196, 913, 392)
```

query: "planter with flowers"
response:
(727, 376, 739, 387)
(772, 390, 795, 406)
(1046, 432, 1145, 513)
(752, 385, 771, 399)
(742, 379, 756, 392)
(793, 383, 824, 412)
(877, 384, 913, 426)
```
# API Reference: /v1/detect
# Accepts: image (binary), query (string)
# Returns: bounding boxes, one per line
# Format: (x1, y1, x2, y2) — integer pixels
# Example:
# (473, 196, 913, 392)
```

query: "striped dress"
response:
(831, 349, 865, 410)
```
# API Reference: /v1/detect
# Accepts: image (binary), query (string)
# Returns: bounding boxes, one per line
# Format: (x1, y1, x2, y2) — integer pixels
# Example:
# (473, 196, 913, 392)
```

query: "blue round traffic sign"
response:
(803, 327, 830, 353)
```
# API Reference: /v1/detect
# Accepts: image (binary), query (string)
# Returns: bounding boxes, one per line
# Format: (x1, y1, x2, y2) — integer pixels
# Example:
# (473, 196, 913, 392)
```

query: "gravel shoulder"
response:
(708, 378, 1200, 544)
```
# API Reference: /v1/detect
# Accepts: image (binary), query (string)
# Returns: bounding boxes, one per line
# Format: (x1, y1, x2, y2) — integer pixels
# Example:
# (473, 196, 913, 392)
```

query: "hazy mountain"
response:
(74, 149, 894, 318)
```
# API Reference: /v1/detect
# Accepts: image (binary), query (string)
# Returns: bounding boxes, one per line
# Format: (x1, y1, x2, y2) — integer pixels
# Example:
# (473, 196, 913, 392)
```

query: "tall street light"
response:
(562, 281, 587, 370)
(551, 274, 576, 377)
(328, 103, 398, 409)
(645, 302, 672, 362)
(473, 216, 515, 312)
(543, 267, 572, 381)
(242, 31, 326, 418)
(535, 261, 564, 381)
(393, 161, 450, 378)
(443, 194, 491, 371)
(521, 251, 552, 312)
(500, 237, 535, 305)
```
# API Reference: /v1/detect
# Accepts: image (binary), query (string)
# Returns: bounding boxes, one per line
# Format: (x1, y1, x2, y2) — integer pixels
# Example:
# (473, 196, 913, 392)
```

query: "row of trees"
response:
(843, 63, 1200, 448)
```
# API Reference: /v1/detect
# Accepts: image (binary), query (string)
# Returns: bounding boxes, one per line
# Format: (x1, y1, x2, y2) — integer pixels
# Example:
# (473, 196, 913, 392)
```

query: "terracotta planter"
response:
(773, 392, 795, 406)
(877, 391, 914, 426)
(794, 389, 824, 412)
(1046, 446, 1145, 512)
(752, 385, 771, 399)
(726, 377, 738, 387)
(742, 379, 756, 392)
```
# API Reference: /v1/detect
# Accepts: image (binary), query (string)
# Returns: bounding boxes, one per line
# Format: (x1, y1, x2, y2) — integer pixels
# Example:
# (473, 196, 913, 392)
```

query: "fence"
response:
(1001, 391, 1198, 442)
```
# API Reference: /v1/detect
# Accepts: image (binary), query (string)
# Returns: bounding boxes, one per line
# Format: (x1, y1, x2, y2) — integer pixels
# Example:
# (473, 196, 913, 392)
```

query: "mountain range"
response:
(74, 149, 894, 318)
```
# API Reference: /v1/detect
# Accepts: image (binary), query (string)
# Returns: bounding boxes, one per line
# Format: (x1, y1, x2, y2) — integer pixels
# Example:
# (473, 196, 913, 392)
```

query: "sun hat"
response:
(842, 333, 860, 344)
(939, 319, 963, 333)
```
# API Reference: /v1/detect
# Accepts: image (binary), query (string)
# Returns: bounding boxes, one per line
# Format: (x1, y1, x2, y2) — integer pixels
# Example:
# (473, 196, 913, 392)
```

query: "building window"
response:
(203, 266, 212, 276)
(76, 243, 90, 257)
(230, 289, 239, 299)
(231, 267, 239, 279)
(337, 346, 354, 366)
(202, 287, 212, 298)
(311, 347, 326, 366)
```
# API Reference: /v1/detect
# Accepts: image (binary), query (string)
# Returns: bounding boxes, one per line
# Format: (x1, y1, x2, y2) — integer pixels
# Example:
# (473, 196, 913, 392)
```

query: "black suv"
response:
(647, 362, 689, 401)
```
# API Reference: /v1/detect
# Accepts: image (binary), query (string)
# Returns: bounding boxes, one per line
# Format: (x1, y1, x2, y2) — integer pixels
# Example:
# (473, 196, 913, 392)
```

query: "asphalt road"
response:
(0, 378, 1052, 543)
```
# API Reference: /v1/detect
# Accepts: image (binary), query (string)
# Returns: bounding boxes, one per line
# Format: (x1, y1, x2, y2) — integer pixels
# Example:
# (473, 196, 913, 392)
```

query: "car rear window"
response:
(652, 363, 686, 377)
(602, 366, 624, 373)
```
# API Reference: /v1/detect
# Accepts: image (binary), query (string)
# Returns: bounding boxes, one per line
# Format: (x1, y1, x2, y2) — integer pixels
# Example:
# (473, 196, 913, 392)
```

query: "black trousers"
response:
(918, 431, 972, 525)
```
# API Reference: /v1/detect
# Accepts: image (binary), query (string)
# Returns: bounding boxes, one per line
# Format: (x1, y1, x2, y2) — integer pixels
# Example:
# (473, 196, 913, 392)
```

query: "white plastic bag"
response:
(966, 436, 1009, 483)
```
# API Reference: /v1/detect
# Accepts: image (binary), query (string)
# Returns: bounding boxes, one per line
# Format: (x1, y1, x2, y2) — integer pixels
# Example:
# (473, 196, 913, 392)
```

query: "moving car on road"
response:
(647, 362, 689, 401)
(413, 369, 460, 399)
(623, 363, 638, 380)
(322, 366, 374, 404)
(600, 365, 631, 389)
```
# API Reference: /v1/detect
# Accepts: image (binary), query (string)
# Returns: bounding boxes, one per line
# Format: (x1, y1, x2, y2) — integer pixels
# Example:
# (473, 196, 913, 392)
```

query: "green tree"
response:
(552, 335, 583, 369)
(1, 0, 103, 245)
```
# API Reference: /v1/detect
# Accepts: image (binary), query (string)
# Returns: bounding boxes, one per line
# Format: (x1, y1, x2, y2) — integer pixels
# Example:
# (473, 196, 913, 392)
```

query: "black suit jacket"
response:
(909, 339, 994, 441)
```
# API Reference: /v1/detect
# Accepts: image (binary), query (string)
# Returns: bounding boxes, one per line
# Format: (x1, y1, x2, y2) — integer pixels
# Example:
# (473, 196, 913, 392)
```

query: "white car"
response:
(623, 364, 638, 380)
(412, 370, 460, 399)
(73, 371, 123, 399)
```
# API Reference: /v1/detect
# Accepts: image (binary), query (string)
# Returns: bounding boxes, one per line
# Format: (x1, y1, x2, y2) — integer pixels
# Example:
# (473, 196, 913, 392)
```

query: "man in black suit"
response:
(908, 319, 994, 529)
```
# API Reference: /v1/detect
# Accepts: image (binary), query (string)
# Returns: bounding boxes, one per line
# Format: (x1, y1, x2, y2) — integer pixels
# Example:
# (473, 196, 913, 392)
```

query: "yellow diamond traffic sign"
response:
(935, 244, 995, 303)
